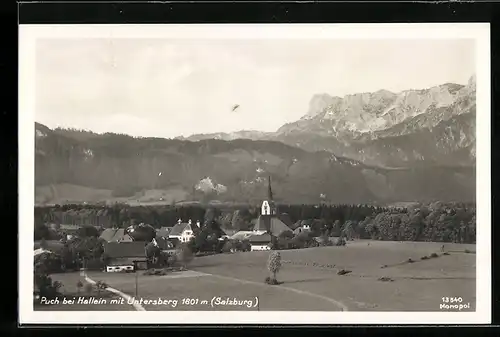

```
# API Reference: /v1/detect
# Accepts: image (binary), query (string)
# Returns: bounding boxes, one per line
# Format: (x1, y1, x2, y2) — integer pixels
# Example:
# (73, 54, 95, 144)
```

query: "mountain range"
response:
(34, 76, 476, 205)
(178, 75, 476, 168)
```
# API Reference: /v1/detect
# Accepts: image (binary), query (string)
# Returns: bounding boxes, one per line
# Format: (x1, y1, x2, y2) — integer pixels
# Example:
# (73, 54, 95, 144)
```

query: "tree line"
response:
(35, 201, 476, 244)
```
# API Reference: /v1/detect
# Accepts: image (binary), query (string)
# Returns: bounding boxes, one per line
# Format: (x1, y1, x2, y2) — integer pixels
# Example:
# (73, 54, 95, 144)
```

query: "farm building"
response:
(168, 219, 200, 243)
(103, 241, 148, 272)
(248, 233, 272, 251)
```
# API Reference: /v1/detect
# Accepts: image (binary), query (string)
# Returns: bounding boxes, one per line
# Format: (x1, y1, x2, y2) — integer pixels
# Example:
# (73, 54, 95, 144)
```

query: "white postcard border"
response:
(19, 23, 491, 325)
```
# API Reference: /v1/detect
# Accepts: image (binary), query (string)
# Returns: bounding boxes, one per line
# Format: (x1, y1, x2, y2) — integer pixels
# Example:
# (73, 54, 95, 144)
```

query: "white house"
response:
(103, 242, 148, 273)
(248, 233, 272, 251)
(168, 219, 197, 243)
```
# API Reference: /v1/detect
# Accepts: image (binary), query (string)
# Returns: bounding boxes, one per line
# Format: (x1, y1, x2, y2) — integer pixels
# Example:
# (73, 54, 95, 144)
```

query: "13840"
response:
(442, 297, 463, 303)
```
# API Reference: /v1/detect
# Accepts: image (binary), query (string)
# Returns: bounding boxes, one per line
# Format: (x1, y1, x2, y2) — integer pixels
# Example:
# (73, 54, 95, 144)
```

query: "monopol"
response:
(440, 303, 471, 310)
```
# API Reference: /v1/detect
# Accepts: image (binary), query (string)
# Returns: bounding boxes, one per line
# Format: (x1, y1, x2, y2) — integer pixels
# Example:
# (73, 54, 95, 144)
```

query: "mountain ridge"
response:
(35, 122, 475, 205)
(178, 75, 476, 167)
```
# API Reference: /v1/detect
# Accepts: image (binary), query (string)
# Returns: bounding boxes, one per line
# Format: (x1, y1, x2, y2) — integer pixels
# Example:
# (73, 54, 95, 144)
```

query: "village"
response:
(34, 177, 336, 276)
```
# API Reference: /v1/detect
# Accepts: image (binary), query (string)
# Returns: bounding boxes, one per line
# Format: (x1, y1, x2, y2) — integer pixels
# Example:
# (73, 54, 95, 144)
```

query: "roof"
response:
(300, 219, 314, 226)
(248, 233, 272, 243)
(277, 213, 293, 228)
(169, 223, 191, 236)
(110, 229, 126, 242)
(118, 234, 134, 242)
(34, 248, 53, 257)
(293, 226, 311, 234)
(156, 226, 172, 238)
(221, 229, 237, 237)
(100, 228, 118, 242)
(289, 221, 302, 230)
(104, 242, 148, 258)
(229, 231, 254, 241)
(253, 216, 292, 237)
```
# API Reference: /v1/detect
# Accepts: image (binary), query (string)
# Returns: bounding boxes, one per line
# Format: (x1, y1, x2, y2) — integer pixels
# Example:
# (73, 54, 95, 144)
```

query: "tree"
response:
(331, 220, 342, 237)
(175, 243, 194, 269)
(278, 230, 294, 240)
(40, 238, 48, 250)
(35, 224, 51, 241)
(77, 225, 99, 238)
(222, 240, 235, 253)
(128, 224, 156, 242)
(95, 281, 108, 296)
(267, 251, 282, 283)
(341, 221, 356, 240)
(145, 241, 162, 266)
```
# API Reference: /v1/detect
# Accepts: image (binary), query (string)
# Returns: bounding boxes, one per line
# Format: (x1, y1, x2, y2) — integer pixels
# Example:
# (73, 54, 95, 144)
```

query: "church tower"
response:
(260, 176, 277, 234)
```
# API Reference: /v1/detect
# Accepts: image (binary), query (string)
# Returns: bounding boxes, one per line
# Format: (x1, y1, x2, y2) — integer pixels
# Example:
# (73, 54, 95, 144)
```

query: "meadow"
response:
(39, 240, 476, 312)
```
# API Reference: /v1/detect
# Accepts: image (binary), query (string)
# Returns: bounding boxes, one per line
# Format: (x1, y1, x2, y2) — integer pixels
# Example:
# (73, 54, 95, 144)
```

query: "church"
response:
(248, 176, 292, 251)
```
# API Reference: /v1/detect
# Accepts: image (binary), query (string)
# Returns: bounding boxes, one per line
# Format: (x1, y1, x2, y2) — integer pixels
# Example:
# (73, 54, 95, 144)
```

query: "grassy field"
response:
(34, 272, 135, 311)
(36, 240, 476, 312)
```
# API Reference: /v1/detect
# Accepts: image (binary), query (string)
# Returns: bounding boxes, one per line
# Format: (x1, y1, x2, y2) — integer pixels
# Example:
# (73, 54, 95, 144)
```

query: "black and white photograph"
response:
(19, 23, 491, 324)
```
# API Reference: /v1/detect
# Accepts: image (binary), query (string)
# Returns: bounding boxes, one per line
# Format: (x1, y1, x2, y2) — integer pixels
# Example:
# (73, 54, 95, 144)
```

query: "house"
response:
(104, 241, 148, 273)
(293, 221, 312, 235)
(248, 233, 272, 251)
(168, 219, 199, 243)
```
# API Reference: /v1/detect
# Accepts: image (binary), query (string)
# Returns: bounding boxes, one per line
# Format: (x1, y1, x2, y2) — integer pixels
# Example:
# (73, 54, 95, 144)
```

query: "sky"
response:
(35, 38, 475, 138)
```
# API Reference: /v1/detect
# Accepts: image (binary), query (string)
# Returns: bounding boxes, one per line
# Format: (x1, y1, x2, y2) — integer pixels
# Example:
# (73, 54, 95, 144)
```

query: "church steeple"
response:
(267, 175, 274, 201)
(260, 175, 276, 217)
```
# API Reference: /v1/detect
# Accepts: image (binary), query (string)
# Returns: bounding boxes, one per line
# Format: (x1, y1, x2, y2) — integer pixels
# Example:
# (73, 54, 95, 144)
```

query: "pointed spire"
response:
(267, 175, 273, 201)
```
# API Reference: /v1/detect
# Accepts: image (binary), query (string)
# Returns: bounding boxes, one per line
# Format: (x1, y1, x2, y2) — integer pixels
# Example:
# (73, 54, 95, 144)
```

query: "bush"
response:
(264, 276, 279, 285)
(443, 252, 450, 255)
(337, 269, 352, 275)
(407, 258, 415, 263)
(378, 277, 394, 282)
(84, 283, 93, 294)
(175, 244, 194, 268)
(84, 258, 105, 271)
(430, 253, 439, 258)
(421, 256, 429, 260)
(166, 254, 178, 267)
(144, 268, 167, 276)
